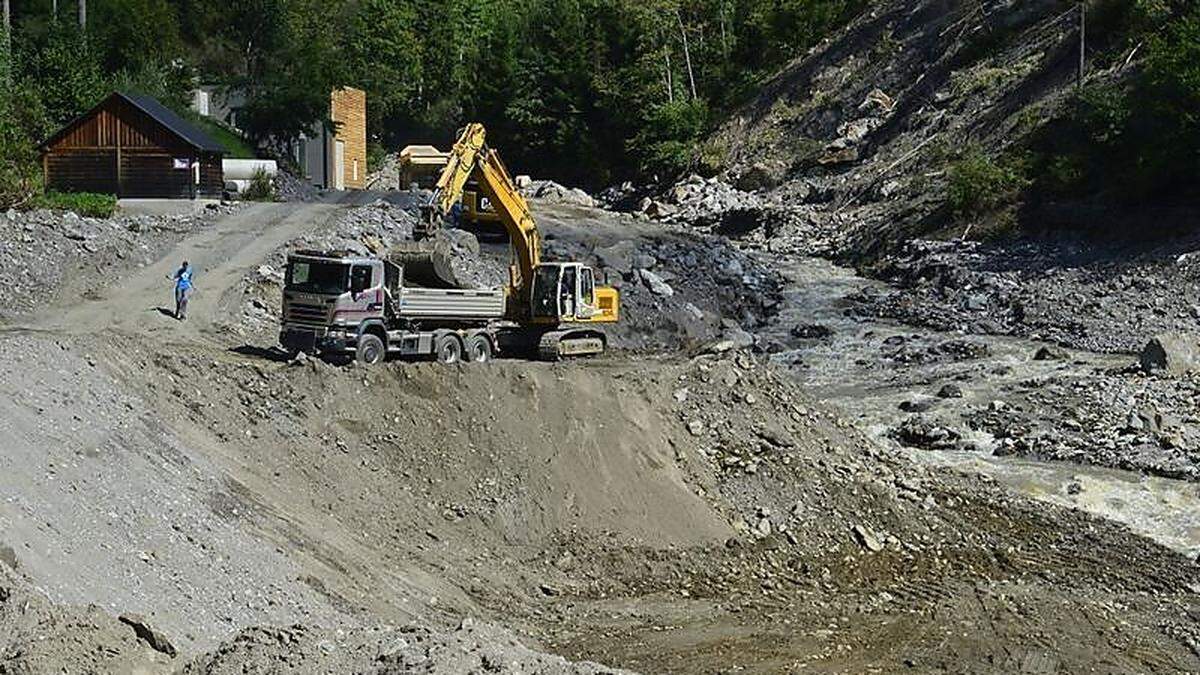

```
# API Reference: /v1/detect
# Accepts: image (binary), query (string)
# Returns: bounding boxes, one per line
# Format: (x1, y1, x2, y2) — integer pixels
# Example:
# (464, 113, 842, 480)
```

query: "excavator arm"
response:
(404, 122, 618, 341)
(421, 123, 541, 299)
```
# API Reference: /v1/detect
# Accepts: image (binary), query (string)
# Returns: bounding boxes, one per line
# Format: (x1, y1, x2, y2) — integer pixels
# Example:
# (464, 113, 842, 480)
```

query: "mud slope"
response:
(2, 325, 1198, 673)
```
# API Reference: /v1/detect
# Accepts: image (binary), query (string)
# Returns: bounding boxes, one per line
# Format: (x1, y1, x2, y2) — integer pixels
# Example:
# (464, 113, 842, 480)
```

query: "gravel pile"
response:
(521, 179, 597, 208)
(365, 152, 400, 191)
(622, 175, 767, 232)
(548, 230, 782, 352)
(274, 169, 322, 202)
(603, 174, 845, 258)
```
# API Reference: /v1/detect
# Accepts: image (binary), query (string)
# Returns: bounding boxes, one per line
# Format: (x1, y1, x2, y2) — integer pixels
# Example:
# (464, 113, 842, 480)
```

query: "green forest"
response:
(2, 0, 1198, 212)
(0, 0, 863, 203)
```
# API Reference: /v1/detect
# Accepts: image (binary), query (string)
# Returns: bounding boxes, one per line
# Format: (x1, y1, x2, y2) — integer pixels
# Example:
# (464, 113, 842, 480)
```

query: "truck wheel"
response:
(356, 334, 386, 365)
(435, 334, 463, 364)
(465, 334, 493, 363)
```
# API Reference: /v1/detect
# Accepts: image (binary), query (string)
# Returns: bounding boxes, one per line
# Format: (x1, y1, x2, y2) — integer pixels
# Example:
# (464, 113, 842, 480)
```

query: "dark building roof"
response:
(40, 91, 226, 154)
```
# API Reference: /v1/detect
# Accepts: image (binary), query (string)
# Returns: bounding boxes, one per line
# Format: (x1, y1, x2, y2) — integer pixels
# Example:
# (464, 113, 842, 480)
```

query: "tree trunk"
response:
(676, 9, 697, 100)
(719, 2, 728, 58)
(2, 0, 10, 87)
(664, 47, 674, 103)
(660, 24, 674, 104)
(77, 0, 85, 29)
(1077, 2, 1086, 88)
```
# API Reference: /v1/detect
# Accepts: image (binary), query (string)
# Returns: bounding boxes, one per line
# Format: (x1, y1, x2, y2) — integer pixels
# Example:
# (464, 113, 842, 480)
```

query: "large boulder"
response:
(595, 240, 636, 275)
(732, 161, 787, 192)
(1139, 333, 1200, 375)
(525, 180, 596, 208)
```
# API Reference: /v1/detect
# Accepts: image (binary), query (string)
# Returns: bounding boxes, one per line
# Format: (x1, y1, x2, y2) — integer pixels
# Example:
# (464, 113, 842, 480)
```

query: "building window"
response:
(353, 159, 359, 182)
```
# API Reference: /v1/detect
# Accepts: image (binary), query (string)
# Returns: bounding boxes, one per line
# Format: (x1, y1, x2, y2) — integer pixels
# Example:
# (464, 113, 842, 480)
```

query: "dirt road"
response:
(24, 202, 340, 338)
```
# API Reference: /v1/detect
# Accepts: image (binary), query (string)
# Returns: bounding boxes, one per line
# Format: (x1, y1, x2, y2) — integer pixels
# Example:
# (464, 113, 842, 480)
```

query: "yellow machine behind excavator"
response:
(394, 123, 619, 359)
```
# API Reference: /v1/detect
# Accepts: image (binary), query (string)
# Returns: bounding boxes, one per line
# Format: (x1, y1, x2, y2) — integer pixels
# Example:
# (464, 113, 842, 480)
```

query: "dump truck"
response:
(280, 123, 619, 364)
(397, 145, 447, 189)
(282, 249, 509, 363)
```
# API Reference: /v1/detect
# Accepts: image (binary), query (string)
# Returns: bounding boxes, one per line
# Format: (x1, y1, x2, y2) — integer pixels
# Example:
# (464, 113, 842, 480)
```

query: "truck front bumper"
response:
(280, 326, 355, 354)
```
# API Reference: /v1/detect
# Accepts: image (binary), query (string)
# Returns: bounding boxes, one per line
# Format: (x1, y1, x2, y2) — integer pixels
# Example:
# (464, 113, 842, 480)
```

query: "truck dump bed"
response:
(394, 286, 506, 320)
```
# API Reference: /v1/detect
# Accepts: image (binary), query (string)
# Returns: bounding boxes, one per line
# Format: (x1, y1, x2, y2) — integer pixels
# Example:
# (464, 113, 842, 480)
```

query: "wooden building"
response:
(39, 92, 226, 199)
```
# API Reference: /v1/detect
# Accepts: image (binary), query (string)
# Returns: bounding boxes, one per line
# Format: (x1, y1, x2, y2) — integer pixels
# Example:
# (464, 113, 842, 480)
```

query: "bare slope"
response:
(708, 0, 1110, 252)
(0, 201, 1197, 673)
(2, 329, 1198, 672)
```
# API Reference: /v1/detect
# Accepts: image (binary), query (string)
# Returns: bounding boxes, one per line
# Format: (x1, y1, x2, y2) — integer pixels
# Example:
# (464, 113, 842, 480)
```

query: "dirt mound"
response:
(0, 566, 174, 674)
(182, 621, 630, 674)
(133, 351, 735, 550)
(97, 337, 1200, 670)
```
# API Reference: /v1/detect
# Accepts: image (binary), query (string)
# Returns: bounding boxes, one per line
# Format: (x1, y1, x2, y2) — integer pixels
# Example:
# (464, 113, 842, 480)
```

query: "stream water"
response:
(762, 254, 1200, 560)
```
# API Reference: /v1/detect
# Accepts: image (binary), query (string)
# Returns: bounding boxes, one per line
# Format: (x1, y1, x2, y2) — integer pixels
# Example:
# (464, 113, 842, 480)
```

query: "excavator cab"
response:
(530, 262, 618, 324)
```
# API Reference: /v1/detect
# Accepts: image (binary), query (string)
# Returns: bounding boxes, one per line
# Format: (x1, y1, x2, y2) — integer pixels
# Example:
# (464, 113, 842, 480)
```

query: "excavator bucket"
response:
(388, 238, 464, 289)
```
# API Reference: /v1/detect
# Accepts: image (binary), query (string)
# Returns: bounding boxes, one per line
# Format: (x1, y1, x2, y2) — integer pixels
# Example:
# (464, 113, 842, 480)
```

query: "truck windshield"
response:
(286, 260, 348, 294)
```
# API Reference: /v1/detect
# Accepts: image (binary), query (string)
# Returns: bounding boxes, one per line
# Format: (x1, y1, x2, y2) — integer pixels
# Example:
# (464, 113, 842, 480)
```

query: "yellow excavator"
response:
(396, 123, 620, 359)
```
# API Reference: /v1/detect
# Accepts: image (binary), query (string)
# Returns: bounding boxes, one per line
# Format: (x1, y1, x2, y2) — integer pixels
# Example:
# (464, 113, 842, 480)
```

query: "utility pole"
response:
(77, 0, 85, 29)
(1077, 1, 1086, 89)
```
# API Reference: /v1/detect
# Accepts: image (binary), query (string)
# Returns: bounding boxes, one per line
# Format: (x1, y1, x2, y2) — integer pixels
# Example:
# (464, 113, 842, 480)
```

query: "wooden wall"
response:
(48, 97, 195, 154)
(45, 151, 118, 194)
(198, 153, 224, 196)
(42, 97, 224, 199)
(331, 87, 367, 190)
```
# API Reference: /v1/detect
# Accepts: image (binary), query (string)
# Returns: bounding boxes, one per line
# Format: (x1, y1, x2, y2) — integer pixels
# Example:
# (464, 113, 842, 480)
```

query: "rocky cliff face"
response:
(706, 0, 1125, 254)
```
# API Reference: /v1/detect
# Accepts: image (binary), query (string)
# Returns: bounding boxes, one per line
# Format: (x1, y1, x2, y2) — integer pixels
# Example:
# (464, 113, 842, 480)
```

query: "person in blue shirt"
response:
(172, 261, 194, 320)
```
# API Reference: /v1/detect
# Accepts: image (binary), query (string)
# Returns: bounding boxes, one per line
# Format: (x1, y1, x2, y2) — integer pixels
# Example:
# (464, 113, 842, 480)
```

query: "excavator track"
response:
(537, 330, 606, 361)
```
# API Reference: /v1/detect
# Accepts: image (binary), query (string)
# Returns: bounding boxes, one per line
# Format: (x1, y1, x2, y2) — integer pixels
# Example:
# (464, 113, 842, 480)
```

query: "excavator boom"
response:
(418, 124, 541, 297)
(405, 123, 618, 345)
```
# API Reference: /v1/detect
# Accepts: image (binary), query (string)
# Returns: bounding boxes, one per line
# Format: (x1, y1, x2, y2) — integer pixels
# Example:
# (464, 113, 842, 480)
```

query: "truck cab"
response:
(280, 251, 389, 356)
